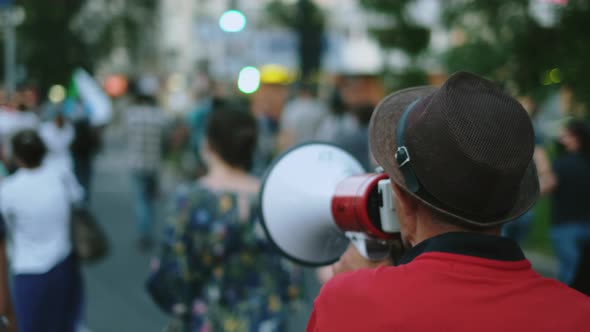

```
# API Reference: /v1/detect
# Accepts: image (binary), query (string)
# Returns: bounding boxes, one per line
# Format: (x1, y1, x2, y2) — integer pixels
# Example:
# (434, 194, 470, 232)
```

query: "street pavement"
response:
(83, 132, 169, 331)
(83, 127, 556, 331)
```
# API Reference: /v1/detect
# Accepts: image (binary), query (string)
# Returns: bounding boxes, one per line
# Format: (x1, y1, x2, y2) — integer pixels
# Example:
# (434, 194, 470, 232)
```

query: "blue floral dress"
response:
(147, 183, 301, 332)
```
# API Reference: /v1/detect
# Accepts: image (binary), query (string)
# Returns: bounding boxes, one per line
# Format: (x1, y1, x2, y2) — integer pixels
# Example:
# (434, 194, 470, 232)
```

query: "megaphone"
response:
(259, 143, 400, 267)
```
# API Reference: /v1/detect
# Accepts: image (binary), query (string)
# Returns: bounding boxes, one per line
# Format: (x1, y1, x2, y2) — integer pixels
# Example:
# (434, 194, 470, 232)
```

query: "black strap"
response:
(396, 98, 421, 192)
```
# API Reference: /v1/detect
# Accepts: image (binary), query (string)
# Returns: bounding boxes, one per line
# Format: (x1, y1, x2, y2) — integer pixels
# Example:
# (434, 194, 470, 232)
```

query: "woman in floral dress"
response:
(147, 101, 300, 331)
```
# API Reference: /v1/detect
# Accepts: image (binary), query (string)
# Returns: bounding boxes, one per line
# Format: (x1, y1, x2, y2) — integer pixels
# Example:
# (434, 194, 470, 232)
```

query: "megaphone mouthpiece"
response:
(332, 173, 395, 239)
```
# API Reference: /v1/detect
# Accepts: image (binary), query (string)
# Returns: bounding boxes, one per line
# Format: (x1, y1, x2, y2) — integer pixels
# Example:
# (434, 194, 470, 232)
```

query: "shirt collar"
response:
(398, 232, 525, 265)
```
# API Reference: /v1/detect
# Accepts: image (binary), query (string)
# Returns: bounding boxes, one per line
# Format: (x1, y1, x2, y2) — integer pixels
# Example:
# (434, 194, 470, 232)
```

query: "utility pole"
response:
(296, 0, 324, 82)
(1, 0, 16, 100)
(1, 2, 26, 101)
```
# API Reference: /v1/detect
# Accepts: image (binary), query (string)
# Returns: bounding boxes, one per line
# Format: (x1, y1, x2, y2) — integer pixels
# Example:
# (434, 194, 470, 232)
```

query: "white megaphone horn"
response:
(259, 143, 400, 267)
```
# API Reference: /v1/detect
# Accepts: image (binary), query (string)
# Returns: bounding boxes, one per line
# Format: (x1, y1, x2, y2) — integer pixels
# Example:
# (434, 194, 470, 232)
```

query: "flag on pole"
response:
(64, 68, 113, 126)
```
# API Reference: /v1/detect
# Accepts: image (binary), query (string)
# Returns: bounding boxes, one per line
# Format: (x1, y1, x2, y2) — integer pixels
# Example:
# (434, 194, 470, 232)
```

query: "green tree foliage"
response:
(555, 0, 590, 112)
(441, 0, 562, 101)
(7, 0, 158, 96)
(73, 0, 158, 66)
(362, 0, 590, 112)
(361, 0, 430, 56)
(14, 0, 90, 95)
(360, 0, 431, 90)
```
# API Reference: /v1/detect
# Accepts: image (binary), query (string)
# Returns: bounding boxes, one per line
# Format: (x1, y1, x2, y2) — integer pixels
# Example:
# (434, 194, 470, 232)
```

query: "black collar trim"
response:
(399, 232, 525, 265)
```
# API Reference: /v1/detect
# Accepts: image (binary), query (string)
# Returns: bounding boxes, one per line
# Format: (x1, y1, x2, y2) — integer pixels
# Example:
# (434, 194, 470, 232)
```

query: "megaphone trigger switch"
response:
(346, 231, 392, 261)
(378, 179, 401, 233)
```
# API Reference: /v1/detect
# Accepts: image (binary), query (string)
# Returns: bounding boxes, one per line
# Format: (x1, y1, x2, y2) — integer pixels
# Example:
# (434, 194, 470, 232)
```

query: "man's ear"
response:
(391, 182, 418, 246)
(391, 183, 417, 217)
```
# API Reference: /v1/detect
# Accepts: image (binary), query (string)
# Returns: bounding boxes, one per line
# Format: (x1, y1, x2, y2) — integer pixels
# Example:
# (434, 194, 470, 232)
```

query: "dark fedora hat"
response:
(369, 71, 539, 228)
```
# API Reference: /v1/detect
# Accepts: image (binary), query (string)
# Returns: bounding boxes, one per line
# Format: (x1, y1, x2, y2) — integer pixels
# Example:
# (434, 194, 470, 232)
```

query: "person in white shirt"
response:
(0, 130, 83, 332)
(39, 110, 75, 170)
(0, 106, 40, 169)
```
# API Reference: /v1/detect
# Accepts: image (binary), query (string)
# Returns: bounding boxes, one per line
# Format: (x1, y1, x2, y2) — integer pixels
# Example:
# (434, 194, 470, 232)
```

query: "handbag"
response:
(70, 206, 109, 263)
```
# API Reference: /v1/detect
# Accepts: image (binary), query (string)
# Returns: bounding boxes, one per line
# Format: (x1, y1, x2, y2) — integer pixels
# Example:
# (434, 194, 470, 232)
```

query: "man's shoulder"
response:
(540, 281, 590, 327)
(0, 173, 21, 200)
(0, 172, 21, 188)
(542, 279, 590, 306)
(318, 265, 410, 302)
(311, 266, 413, 330)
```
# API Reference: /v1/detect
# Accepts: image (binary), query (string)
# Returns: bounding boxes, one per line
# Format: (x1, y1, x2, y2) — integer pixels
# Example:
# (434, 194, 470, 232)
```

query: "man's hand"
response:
(332, 244, 392, 276)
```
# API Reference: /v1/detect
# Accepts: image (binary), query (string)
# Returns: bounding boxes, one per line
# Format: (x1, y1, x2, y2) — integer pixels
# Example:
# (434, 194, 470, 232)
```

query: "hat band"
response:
(396, 98, 421, 192)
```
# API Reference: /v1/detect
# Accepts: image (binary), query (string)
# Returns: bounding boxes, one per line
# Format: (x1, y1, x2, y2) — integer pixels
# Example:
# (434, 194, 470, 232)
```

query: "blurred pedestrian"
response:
(125, 86, 166, 251)
(0, 130, 84, 332)
(161, 117, 192, 189)
(18, 85, 40, 116)
(39, 107, 75, 171)
(183, 76, 217, 176)
(338, 103, 375, 171)
(502, 98, 556, 244)
(550, 119, 590, 285)
(0, 215, 17, 332)
(314, 88, 358, 144)
(147, 101, 301, 331)
(71, 117, 101, 203)
(572, 241, 590, 296)
(184, 96, 225, 179)
(252, 111, 280, 177)
(0, 146, 6, 180)
(278, 83, 327, 151)
(0, 100, 39, 171)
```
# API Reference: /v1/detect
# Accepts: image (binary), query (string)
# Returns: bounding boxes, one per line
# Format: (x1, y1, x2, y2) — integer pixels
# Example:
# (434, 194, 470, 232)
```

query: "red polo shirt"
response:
(307, 232, 590, 332)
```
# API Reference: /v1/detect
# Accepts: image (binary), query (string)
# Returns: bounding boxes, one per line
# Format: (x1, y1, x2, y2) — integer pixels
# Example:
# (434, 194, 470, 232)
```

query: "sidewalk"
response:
(83, 126, 169, 331)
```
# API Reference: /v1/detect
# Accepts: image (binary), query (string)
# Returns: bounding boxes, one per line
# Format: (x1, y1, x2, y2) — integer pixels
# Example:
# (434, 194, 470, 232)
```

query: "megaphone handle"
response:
(345, 231, 391, 262)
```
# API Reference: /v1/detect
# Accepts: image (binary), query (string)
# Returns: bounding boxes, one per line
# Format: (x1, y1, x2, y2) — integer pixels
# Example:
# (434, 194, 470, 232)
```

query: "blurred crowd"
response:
(0, 71, 589, 331)
(0, 85, 99, 331)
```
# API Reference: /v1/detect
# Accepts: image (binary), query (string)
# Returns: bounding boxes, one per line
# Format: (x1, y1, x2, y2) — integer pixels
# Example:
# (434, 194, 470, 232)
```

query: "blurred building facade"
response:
(156, 0, 396, 84)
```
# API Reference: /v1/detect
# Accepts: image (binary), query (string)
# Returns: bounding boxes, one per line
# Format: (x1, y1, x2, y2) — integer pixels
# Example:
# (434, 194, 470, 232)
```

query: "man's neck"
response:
(413, 213, 501, 246)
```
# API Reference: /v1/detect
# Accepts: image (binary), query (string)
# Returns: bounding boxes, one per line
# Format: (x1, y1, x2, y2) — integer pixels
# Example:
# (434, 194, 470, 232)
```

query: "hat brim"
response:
(369, 86, 540, 228)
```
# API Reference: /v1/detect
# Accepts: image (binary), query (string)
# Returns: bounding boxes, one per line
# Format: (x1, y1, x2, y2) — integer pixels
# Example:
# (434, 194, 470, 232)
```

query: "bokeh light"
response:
(238, 66, 260, 94)
(549, 68, 562, 83)
(48, 84, 66, 103)
(219, 10, 247, 32)
(167, 73, 186, 92)
(542, 68, 562, 85)
(103, 74, 128, 97)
